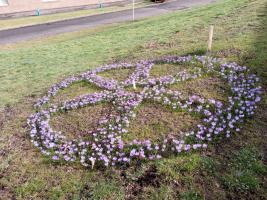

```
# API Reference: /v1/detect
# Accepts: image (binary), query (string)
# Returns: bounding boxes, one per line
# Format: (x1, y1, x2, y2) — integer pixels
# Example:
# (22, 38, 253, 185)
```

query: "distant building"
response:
(0, 0, 119, 16)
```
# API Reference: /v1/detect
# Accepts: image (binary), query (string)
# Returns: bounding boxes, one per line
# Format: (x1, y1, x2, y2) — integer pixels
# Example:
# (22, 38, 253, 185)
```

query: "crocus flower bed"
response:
(28, 55, 262, 168)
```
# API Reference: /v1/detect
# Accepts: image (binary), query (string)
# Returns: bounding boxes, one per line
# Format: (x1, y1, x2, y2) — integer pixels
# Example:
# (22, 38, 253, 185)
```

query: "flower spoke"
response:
(28, 55, 262, 168)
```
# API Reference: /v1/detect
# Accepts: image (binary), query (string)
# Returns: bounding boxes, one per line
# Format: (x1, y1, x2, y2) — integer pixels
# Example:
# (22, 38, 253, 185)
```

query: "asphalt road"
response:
(0, 0, 216, 45)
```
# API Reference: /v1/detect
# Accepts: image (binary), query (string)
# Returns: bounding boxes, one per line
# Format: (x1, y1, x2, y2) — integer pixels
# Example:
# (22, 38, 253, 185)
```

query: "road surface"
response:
(0, 0, 216, 44)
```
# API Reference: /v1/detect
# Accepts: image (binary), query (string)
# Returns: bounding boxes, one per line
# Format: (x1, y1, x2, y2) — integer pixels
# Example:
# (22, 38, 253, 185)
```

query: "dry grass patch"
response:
(149, 63, 188, 78)
(51, 103, 117, 140)
(169, 75, 230, 102)
(124, 102, 200, 143)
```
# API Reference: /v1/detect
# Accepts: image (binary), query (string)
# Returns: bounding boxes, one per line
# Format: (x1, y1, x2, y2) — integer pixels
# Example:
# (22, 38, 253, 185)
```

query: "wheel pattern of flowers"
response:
(28, 55, 262, 168)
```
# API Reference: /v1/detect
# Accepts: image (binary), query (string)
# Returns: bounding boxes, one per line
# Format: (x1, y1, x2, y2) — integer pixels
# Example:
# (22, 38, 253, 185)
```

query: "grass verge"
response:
(0, 0, 150, 31)
(0, 0, 266, 199)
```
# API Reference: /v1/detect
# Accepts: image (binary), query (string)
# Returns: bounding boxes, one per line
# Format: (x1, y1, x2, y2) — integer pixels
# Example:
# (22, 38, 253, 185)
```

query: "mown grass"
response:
(1, 0, 266, 108)
(220, 148, 267, 192)
(0, 0, 266, 199)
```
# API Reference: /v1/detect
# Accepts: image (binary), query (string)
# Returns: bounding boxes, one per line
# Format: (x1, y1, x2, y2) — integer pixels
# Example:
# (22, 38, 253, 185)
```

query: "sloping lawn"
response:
(0, 0, 266, 199)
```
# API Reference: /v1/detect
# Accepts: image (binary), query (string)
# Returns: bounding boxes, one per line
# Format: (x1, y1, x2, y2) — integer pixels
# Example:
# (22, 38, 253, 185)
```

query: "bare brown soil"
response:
(51, 104, 118, 140)
(125, 103, 200, 142)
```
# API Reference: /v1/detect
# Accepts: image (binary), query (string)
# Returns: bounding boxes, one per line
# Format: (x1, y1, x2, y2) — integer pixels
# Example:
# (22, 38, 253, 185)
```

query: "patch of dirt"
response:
(194, 172, 227, 200)
(0, 105, 15, 130)
(125, 165, 162, 200)
(125, 103, 200, 142)
(216, 48, 242, 57)
(169, 76, 230, 102)
(136, 165, 161, 187)
(0, 101, 36, 199)
(51, 104, 118, 140)
(0, 188, 16, 200)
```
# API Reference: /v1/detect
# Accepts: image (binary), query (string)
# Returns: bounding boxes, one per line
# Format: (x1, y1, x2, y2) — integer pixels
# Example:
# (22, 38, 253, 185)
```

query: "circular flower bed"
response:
(28, 55, 262, 168)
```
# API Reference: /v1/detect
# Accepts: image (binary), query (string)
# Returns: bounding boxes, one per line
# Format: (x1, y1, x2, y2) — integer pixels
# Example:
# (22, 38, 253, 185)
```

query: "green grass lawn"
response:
(0, 0, 150, 31)
(0, 0, 266, 199)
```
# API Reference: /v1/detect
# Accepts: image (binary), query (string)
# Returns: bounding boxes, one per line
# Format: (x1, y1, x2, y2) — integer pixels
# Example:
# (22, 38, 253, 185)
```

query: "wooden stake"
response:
(207, 25, 214, 52)
(132, 80, 136, 90)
